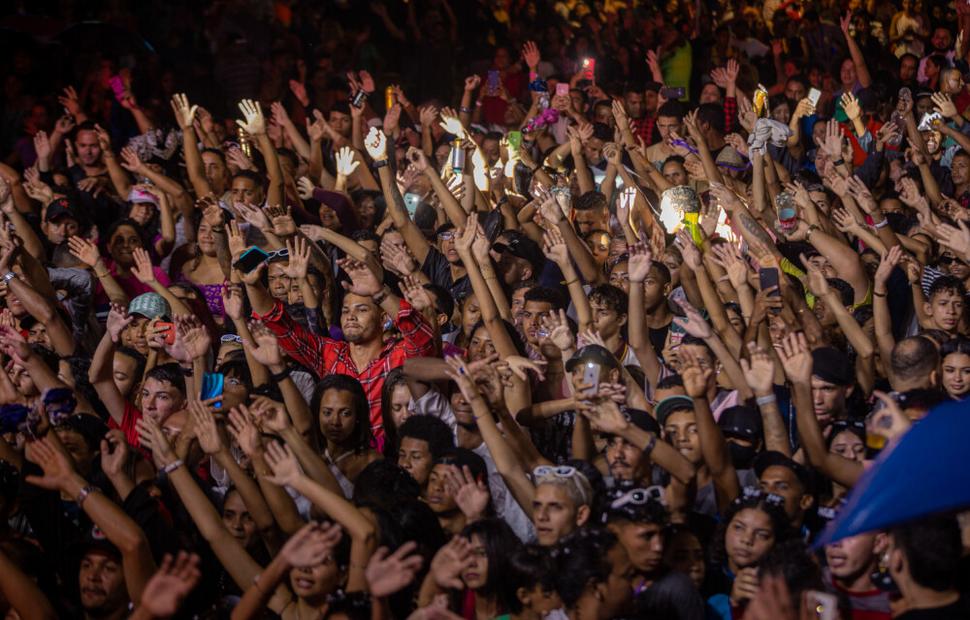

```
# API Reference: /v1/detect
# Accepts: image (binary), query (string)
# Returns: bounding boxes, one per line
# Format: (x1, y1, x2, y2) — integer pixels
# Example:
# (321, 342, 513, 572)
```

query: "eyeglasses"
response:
(438, 231, 456, 241)
(610, 486, 666, 510)
(220, 334, 242, 344)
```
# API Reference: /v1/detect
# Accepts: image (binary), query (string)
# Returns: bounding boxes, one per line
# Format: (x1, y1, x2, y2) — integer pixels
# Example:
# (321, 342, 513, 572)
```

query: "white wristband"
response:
(756, 394, 777, 406)
(162, 459, 184, 474)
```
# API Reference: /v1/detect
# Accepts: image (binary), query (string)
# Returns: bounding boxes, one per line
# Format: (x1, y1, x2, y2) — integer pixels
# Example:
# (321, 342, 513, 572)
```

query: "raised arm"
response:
(171, 94, 214, 199)
(840, 12, 872, 88)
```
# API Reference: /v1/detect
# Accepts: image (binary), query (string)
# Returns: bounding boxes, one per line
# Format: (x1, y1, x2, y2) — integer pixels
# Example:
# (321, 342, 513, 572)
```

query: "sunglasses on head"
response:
(610, 486, 665, 510)
(533, 465, 578, 478)
(220, 334, 242, 344)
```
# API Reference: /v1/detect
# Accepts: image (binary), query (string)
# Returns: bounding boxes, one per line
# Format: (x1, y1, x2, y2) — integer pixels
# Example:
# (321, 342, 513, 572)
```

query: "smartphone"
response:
(556, 82, 570, 97)
(351, 89, 367, 109)
(234, 246, 270, 273)
(804, 590, 838, 620)
(487, 70, 501, 96)
(581, 57, 595, 81)
(582, 362, 601, 396)
(156, 321, 176, 346)
(807, 88, 821, 107)
(660, 86, 686, 100)
(758, 267, 781, 305)
(200, 372, 225, 409)
(507, 130, 522, 152)
(108, 75, 126, 102)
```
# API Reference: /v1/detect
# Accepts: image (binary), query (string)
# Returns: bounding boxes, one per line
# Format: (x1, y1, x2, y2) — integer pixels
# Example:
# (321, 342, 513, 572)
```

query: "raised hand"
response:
(221, 284, 245, 321)
(335, 146, 361, 178)
(236, 99, 266, 136)
(522, 40, 541, 70)
(430, 537, 475, 590)
(169, 316, 212, 363)
(170, 93, 198, 129)
(306, 110, 329, 142)
(874, 244, 902, 286)
(673, 304, 713, 339)
(448, 465, 490, 520)
(250, 395, 291, 433)
(541, 225, 570, 266)
(269, 205, 297, 237)
(463, 75, 482, 93)
(400, 275, 434, 313)
(678, 344, 713, 398)
(841, 92, 862, 122)
(936, 220, 970, 258)
(67, 236, 102, 268)
(106, 303, 133, 343)
(137, 552, 202, 618)
(800, 252, 831, 297)
(227, 405, 262, 458)
(337, 257, 382, 297)
(821, 119, 845, 159)
(380, 236, 418, 276)
(776, 331, 812, 385)
(189, 400, 222, 455)
(263, 441, 303, 487)
(502, 355, 547, 381)
(931, 92, 958, 119)
(281, 522, 343, 568)
(540, 308, 575, 353)
(244, 321, 284, 368)
(366, 542, 425, 598)
(296, 176, 316, 201)
(24, 436, 75, 492)
(439, 111, 464, 138)
(627, 241, 653, 283)
(740, 342, 776, 396)
(845, 175, 877, 213)
(59, 86, 84, 118)
(100, 430, 130, 478)
(364, 127, 388, 161)
(131, 247, 157, 284)
(135, 415, 176, 469)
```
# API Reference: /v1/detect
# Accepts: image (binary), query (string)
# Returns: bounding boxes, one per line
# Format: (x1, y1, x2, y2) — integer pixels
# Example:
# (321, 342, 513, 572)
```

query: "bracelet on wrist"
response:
(2, 271, 15, 283)
(269, 367, 291, 383)
(642, 433, 658, 458)
(873, 290, 887, 297)
(75, 484, 97, 506)
(372, 158, 389, 169)
(163, 459, 184, 474)
(460, 106, 474, 114)
(872, 218, 889, 229)
(755, 394, 777, 406)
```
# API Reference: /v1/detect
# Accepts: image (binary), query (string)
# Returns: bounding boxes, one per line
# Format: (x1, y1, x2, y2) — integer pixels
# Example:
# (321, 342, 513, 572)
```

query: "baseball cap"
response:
(75, 525, 121, 561)
(45, 197, 79, 223)
(754, 450, 813, 491)
(627, 408, 661, 436)
(492, 232, 544, 275)
(564, 344, 621, 373)
(128, 292, 170, 320)
(718, 405, 763, 444)
(654, 395, 694, 426)
(811, 347, 854, 386)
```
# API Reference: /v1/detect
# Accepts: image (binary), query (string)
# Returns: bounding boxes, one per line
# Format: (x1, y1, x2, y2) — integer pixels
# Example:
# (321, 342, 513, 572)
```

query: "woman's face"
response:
(461, 295, 482, 338)
(108, 225, 143, 266)
(113, 352, 140, 397)
(771, 101, 791, 124)
(318, 389, 357, 446)
(664, 530, 705, 589)
(942, 351, 970, 398)
(129, 203, 154, 227)
(289, 550, 343, 600)
(216, 342, 242, 367)
(222, 490, 257, 549)
(356, 196, 377, 229)
(461, 534, 489, 591)
(467, 325, 496, 362)
(829, 430, 865, 463)
(609, 260, 631, 295)
(699, 83, 722, 104)
(122, 316, 149, 355)
(389, 383, 412, 429)
(725, 508, 775, 571)
(197, 221, 217, 256)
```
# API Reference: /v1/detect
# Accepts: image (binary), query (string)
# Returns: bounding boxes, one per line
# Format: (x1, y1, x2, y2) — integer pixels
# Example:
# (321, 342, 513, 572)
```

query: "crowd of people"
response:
(1, 0, 970, 618)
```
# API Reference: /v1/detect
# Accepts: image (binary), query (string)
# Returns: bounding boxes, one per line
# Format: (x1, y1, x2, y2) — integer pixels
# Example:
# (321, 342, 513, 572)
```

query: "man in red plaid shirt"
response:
(246, 257, 435, 445)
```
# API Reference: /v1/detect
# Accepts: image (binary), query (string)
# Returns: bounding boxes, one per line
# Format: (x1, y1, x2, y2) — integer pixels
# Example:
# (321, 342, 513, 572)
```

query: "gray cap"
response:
(128, 292, 170, 320)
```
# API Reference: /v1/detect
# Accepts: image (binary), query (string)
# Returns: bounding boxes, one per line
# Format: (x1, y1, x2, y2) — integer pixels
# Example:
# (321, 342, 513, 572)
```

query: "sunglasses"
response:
(438, 231, 456, 241)
(610, 486, 666, 510)
(266, 248, 290, 262)
(220, 334, 243, 344)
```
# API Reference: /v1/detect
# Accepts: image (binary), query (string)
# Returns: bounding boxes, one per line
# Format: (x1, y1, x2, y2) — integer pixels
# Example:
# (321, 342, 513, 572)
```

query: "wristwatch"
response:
(372, 158, 389, 169)
(2, 272, 15, 283)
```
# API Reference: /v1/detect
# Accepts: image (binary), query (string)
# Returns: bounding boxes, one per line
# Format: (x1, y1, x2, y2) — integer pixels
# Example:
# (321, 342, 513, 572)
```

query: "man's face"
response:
(951, 154, 970, 185)
(590, 297, 625, 340)
(900, 56, 918, 82)
(925, 289, 964, 333)
(624, 92, 644, 119)
(222, 490, 257, 548)
(44, 216, 80, 245)
(231, 176, 263, 207)
(810, 376, 847, 426)
(840, 59, 857, 88)
(426, 464, 459, 513)
(644, 90, 659, 115)
(932, 27, 952, 51)
(482, 138, 501, 165)
(664, 409, 701, 464)
(398, 437, 433, 487)
(642, 265, 669, 311)
(532, 483, 582, 546)
(54, 427, 95, 469)
(610, 521, 664, 573)
(341, 293, 381, 343)
(521, 300, 553, 345)
(593, 105, 613, 127)
(656, 115, 683, 142)
(785, 80, 807, 102)
(79, 552, 127, 613)
(329, 111, 351, 137)
(583, 136, 605, 165)
(437, 229, 459, 264)
(573, 207, 609, 236)
(267, 262, 291, 301)
(141, 377, 185, 424)
(75, 129, 102, 166)
(605, 436, 642, 481)
(202, 151, 228, 193)
(759, 465, 807, 523)
(662, 161, 687, 186)
(27, 322, 51, 349)
(825, 532, 876, 581)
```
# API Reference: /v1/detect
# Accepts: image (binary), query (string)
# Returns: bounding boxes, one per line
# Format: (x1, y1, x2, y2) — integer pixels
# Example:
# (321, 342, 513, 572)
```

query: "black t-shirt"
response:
(649, 323, 670, 359)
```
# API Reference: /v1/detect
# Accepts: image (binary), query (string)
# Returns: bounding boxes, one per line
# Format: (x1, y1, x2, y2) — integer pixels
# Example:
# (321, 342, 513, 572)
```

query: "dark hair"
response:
(552, 528, 620, 609)
(589, 283, 628, 315)
(927, 275, 966, 300)
(352, 461, 421, 509)
(574, 190, 608, 212)
(310, 374, 373, 454)
(523, 286, 567, 312)
(941, 335, 970, 359)
(827, 278, 854, 308)
(696, 103, 725, 134)
(350, 229, 380, 245)
(469, 319, 528, 357)
(115, 346, 147, 386)
(103, 218, 150, 255)
(461, 519, 520, 600)
(380, 368, 409, 458)
(502, 545, 557, 614)
(145, 363, 187, 397)
(657, 100, 687, 119)
(231, 168, 264, 187)
(891, 515, 962, 592)
(397, 415, 455, 461)
(891, 336, 940, 384)
(217, 358, 254, 394)
(757, 539, 825, 611)
(200, 147, 227, 164)
(656, 374, 684, 389)
(424, 284, 455, 320)
(650, 260, 671, 286)
(591, 122, 613, 142)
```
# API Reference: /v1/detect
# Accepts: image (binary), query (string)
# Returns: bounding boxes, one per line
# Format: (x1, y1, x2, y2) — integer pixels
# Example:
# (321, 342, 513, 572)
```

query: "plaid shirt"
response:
(254, 298, 436, 440)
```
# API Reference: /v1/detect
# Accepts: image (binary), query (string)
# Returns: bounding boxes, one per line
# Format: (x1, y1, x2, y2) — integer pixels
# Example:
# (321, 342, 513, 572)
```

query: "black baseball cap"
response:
(75, 524, 121, 561)
(811, 347, 854, 386)
(655, 395, 694, 426)
(564, 344, 621, 373)
(45, 197, 79, 223)
(492, 232, 544, 275)
(718, 405, 763, 444)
